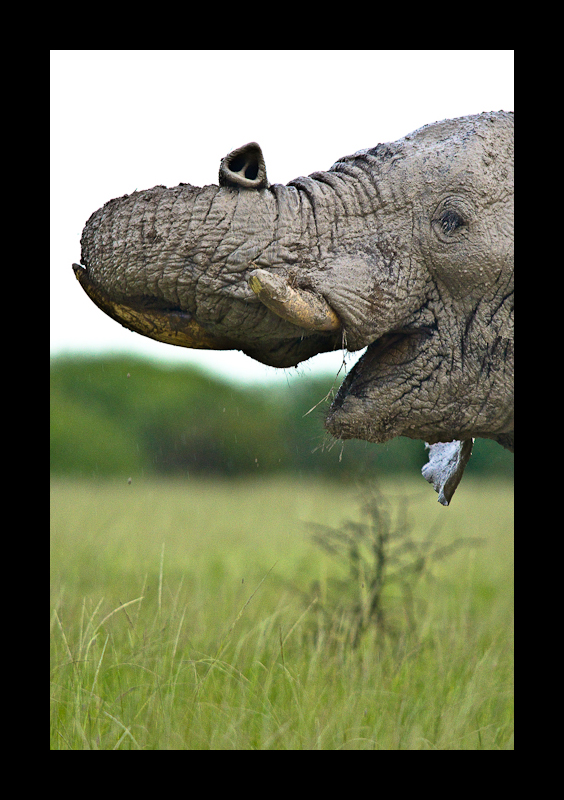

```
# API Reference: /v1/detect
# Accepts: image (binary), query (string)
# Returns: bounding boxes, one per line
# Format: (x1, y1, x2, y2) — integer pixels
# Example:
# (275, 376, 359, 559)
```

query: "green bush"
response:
(50, 355, 514, 481)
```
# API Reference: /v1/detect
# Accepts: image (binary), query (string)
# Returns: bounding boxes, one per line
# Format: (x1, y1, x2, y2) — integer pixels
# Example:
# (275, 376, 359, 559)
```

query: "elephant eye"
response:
(432, 203, 468, 241)
(439, 209, 465, 233)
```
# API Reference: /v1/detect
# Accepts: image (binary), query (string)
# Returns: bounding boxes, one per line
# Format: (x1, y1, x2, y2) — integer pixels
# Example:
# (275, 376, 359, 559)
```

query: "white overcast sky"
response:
(51, 50, 513, 385)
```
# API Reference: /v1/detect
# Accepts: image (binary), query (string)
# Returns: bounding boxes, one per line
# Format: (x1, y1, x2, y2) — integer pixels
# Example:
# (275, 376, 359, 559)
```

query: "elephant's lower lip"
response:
(72, 264, 238, 351)
(325, 327, 434, 442)
(329, 326, 432, 404)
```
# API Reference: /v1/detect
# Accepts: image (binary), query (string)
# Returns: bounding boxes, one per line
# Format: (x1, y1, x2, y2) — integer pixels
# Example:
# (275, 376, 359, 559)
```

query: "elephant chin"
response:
(72, 264, 239, 351)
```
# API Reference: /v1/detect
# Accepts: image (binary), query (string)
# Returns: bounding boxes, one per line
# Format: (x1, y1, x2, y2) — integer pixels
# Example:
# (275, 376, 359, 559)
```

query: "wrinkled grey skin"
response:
(74, 112, 514, 504)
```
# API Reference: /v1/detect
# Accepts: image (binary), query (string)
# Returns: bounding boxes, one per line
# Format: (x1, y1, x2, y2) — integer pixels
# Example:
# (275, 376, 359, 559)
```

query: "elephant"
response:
(73, 111, 514, 504)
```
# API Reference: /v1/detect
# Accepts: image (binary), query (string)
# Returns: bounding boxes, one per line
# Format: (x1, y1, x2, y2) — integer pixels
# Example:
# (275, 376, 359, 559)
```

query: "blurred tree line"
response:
(50, 355, 513, 481)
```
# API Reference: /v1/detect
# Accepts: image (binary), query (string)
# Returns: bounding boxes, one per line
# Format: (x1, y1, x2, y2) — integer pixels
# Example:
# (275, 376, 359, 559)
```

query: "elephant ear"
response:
(219, 142, 269, 189)
(421, 439, 474, 506)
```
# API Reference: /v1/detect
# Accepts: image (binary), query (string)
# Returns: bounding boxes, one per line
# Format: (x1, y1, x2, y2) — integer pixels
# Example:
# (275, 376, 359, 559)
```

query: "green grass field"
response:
(50, 476, 513, 750)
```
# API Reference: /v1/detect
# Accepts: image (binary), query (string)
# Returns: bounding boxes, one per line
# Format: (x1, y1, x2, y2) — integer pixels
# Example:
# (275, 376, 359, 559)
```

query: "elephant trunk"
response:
(75, 152, 344, 367)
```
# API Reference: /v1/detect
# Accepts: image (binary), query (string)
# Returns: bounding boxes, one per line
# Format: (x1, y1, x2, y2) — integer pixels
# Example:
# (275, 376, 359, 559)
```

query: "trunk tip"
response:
(219, 142, 269, 190)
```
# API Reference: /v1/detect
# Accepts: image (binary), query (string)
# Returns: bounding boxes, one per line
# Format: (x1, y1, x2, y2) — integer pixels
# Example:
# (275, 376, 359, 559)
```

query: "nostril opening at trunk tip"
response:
(219, 142, 269, 189)
(229, 153, 259, 181)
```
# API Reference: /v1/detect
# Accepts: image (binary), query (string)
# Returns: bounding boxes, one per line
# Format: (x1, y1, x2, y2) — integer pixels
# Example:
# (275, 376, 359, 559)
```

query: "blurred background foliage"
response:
(50, 355, 514, 481)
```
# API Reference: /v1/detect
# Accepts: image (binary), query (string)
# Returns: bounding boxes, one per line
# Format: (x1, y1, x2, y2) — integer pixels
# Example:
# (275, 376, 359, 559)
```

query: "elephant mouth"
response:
(326, 326, 434, 441)
(354, 327, 430, 373)
(72, 264, 239, 351)
(359, 330, 414, 362)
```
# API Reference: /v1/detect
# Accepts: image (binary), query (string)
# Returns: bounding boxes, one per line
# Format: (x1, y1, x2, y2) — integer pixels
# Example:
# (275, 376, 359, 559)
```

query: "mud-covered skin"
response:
(75, 113, 514, 502)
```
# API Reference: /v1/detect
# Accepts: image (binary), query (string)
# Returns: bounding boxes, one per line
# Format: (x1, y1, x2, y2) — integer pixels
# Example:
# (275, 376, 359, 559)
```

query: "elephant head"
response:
(74, 112, 514, 504)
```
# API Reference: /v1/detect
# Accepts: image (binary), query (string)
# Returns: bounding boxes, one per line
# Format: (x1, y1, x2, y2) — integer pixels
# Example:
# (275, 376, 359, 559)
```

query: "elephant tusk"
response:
(248, 269, 341, 332)
(72, 264, 239, 351)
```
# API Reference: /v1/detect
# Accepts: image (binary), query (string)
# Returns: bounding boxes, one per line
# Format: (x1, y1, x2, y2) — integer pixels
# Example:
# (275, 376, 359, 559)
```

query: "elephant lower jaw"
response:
(72, 264, 239, 351)
(325, 328, 445, 444)
(325, 330, 479, 505)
